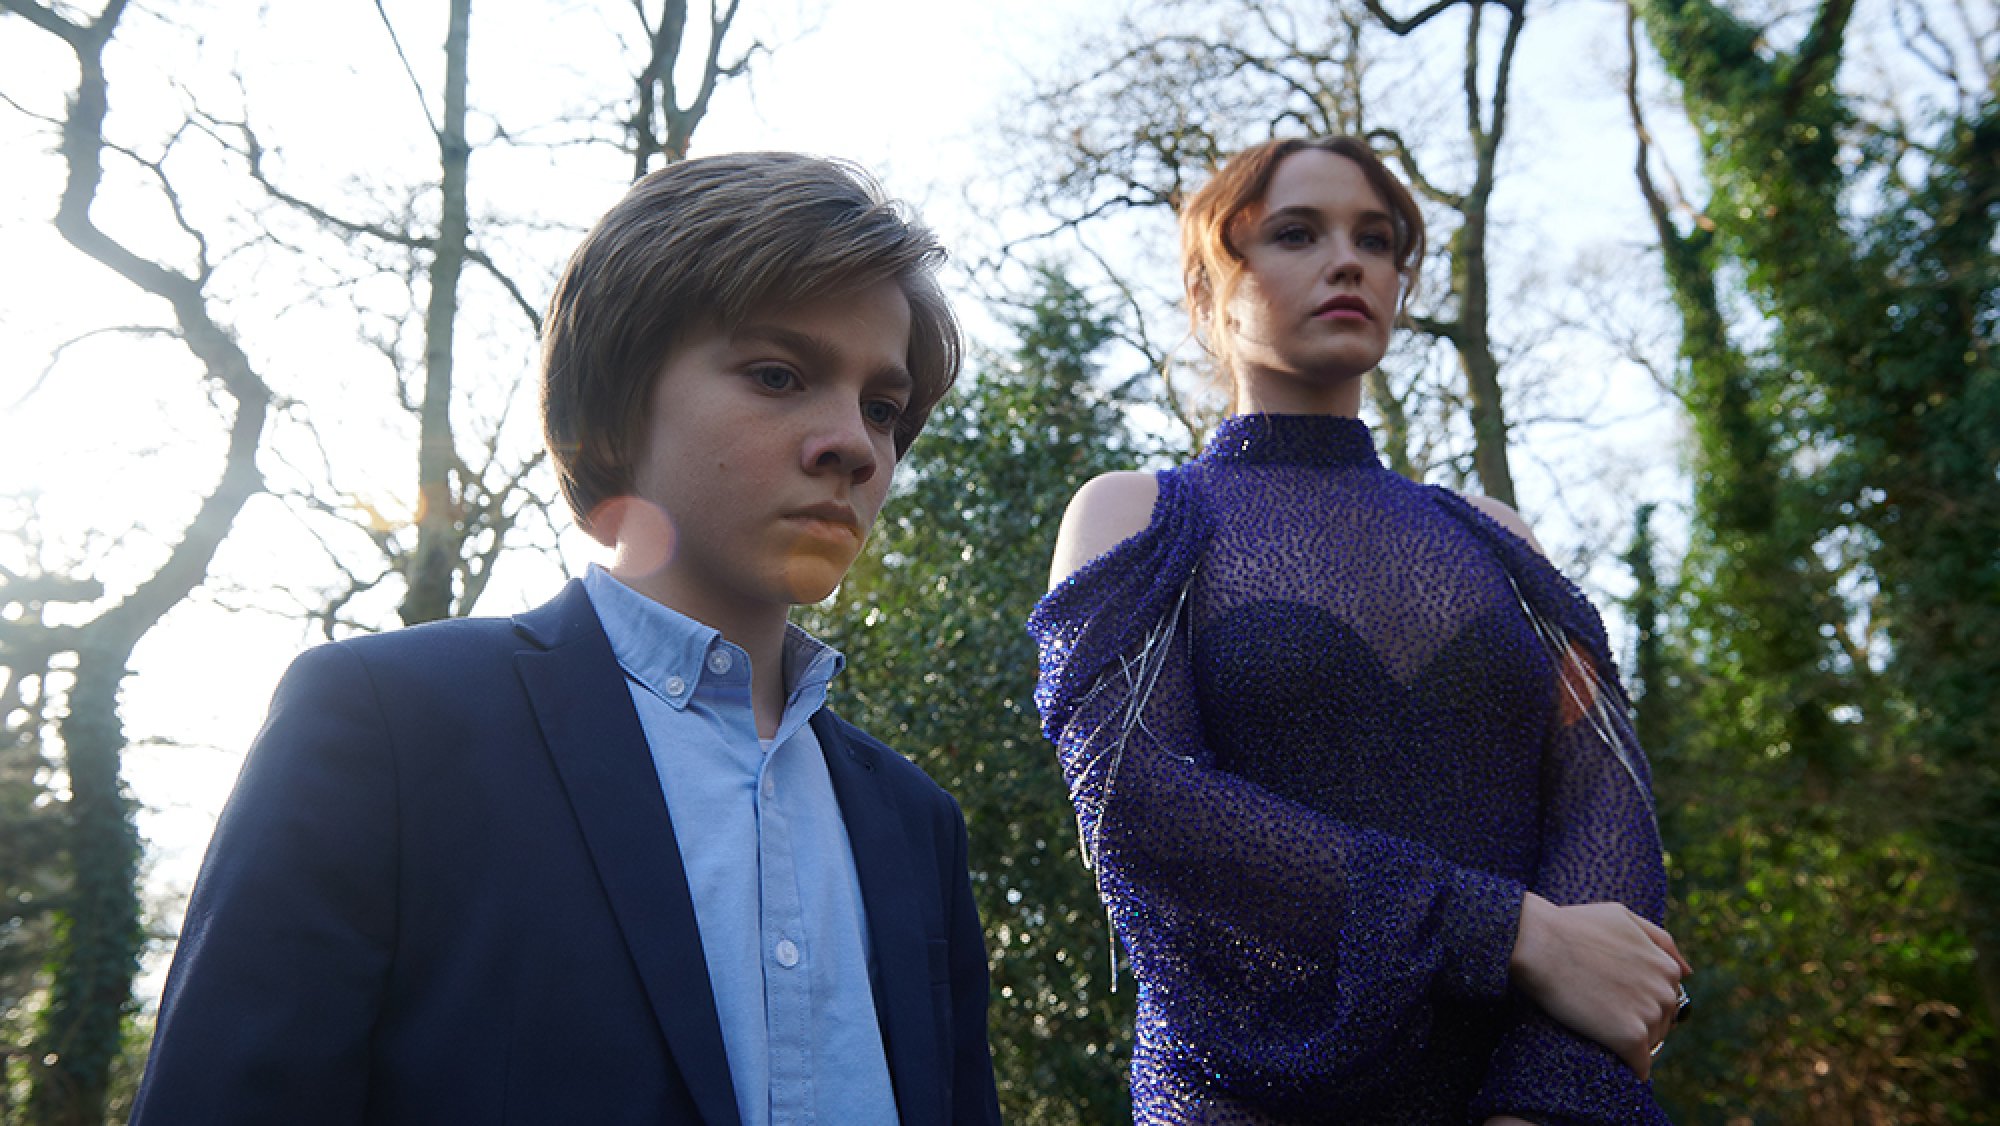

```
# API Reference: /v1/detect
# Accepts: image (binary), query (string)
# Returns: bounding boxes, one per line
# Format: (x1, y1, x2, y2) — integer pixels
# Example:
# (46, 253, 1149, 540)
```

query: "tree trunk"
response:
(402, 0, 474, 626)
(1365, 0, 1523, 505)
(28, 653, 141, 1126)
(1453, 212, 1514, 505)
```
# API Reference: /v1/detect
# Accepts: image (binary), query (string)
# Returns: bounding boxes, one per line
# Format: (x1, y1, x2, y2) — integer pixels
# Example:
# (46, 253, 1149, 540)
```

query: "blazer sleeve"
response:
(131, 641, 398, 1125)
(943, 798, 1003, 1125)
(1028, 473, 1526, 1103)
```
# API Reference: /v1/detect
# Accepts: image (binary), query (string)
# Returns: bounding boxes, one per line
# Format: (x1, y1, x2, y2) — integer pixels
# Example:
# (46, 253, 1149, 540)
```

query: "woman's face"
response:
(1222, 149, 1401, 412)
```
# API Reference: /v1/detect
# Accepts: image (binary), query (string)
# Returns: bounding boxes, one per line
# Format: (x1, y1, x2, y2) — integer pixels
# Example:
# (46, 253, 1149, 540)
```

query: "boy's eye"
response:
(750, 364, 800, 392)
(862, 398, 906, 430)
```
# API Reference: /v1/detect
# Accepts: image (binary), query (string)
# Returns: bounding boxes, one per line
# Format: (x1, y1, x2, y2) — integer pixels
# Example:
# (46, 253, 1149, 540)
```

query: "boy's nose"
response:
(802, 404, 878, 485)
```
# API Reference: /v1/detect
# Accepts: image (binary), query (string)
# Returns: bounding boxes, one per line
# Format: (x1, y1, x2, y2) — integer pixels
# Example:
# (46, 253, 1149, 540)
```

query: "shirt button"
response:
(664, 675, 687, 697)
(774, 938, 799, 968)
(706, 650, 733, 675)
(761, 775, 775, 799)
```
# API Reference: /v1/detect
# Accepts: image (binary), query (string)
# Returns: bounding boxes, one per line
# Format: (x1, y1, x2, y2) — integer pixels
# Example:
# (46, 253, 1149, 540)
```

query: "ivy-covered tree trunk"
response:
(31, 654, 142, 1126)
(1637, 0, 2000, 1087)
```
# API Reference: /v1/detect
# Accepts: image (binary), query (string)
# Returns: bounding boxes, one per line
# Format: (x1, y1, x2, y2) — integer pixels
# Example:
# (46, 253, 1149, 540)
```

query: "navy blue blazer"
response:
(131, 581, 1001, 1125)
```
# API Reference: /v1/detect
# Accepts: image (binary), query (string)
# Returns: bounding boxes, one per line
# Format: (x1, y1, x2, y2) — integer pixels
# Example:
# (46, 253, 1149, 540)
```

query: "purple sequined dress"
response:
(1029, 414, 1672, 1125)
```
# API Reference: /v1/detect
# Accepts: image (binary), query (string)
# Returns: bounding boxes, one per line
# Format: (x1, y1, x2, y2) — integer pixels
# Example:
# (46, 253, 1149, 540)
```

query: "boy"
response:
(132, 153, 1003, 1126)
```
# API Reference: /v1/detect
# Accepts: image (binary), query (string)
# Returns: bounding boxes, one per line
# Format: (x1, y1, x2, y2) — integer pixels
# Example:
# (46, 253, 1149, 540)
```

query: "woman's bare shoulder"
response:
(1460, 493, 1547, 557)
(1048, 471, 1161, 590)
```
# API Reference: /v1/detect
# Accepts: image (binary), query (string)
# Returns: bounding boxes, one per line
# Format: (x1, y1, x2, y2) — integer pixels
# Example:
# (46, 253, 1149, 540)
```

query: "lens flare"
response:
(590, 496, 678, 578)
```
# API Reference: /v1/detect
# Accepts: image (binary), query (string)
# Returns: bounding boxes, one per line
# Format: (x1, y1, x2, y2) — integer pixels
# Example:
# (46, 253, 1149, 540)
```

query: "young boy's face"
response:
(605, 277, 913, 619)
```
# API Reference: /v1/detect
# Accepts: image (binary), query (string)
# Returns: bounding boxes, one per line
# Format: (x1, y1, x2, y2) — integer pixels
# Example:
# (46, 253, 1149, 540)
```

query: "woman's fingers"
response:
(1512, 899, 1694, 1078)
(1632, 913, 1692, 977)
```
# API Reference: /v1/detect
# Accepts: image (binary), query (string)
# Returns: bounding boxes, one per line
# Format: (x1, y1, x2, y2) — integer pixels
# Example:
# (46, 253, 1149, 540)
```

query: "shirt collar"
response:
(583, 564, 843, 712)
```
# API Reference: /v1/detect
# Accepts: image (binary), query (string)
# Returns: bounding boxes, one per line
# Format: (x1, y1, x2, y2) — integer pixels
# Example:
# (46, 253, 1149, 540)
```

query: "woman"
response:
(1029, 137, 1689, 1125)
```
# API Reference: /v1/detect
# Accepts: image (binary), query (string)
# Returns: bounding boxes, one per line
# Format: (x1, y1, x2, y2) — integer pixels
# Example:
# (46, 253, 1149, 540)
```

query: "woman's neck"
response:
(1232, 368, 1366, 417)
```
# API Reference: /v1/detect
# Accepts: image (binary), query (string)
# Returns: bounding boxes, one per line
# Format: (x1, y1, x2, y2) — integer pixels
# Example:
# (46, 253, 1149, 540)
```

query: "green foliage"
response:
(1634, 0, 2000, 1112)
(804, 267, 1142, 1123)
(1644, 610, 1992, 1120)
(0, 660, 65, 1123)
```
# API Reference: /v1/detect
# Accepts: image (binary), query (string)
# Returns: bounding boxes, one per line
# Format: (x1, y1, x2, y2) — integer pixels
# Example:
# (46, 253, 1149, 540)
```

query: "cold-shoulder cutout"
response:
(1048, 470, 1161, 589)
(1461, 493, 1546, 557)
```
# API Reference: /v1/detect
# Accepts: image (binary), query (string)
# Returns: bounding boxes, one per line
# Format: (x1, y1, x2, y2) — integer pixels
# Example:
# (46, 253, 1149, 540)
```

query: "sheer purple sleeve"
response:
(1029, 473, 1527, 1105)
(1444, 497, 1675, 1126)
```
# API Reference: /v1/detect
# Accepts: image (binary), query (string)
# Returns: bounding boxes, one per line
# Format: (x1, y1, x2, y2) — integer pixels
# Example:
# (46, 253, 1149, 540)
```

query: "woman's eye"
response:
(750, 365, 799, 392)
(1274, 225, 1313, 246)
(1358, 230, 1394, 253)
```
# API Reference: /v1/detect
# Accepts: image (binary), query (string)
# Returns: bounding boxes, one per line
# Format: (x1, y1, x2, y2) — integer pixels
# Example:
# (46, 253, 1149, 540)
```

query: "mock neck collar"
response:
(1200, 413, 1382, 469)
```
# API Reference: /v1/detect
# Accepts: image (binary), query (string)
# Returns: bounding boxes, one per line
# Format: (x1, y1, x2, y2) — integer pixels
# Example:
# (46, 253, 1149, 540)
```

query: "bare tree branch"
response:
(1786, 0, 1857, 113)
(1483, 1, 1527, 163)
(213, 115, 433, 249)
(373, 0, 442, 138)
(466, 245, 545, 333)
(1360, 0, 1461, 37)
(15, 324, 177, 409)
(1365, 126, 1467, 208)
(1408, 311, 1460, 341)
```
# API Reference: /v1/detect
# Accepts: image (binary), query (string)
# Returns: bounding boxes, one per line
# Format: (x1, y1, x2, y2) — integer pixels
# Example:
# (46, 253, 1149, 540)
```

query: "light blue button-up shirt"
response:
(584, 566, 898, 1126)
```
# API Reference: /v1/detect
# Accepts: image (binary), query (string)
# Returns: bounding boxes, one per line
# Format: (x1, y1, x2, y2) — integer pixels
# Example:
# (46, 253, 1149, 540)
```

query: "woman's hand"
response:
(1509, 892, 1690, 1078)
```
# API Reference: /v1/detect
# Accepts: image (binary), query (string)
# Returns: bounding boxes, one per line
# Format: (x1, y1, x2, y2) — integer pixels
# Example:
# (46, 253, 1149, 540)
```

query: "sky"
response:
(0, 0, 1718, 1006)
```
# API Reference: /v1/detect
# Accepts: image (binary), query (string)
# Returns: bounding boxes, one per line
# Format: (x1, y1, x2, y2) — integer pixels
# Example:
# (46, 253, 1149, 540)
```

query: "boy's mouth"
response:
(786, 502, 862, 537)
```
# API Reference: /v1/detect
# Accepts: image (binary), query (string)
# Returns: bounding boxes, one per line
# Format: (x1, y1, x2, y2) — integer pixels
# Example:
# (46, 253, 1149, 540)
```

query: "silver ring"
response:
(1651, 985, 1693, 1059)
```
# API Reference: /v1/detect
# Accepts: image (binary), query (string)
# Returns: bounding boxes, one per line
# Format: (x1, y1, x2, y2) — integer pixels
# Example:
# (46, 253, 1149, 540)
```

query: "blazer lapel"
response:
(813, 711, 943, 1126)
(514, 582, 742, 1126)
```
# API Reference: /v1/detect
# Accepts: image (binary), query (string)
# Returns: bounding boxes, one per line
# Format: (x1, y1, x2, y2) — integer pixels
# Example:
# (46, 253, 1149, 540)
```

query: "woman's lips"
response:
(1314, 296, 1372, 321)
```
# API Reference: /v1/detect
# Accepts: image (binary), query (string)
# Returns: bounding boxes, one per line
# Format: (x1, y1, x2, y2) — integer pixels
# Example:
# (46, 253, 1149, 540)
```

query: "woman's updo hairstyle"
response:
(1178, 136, 1427, 378)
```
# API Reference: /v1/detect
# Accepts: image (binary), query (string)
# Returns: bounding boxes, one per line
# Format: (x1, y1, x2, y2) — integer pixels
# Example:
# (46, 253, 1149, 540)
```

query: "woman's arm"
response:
(1048, 469, 1159, 588)
(1458, 495, 1685, 1124)
(1464, 495, 1690, 1076)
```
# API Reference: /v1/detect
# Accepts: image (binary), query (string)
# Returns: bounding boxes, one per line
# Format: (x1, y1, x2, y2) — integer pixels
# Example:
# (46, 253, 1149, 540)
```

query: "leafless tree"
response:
(221, 0, 754, 632)
(0, 1, 273, 1120)
(628, 0, 755, 176)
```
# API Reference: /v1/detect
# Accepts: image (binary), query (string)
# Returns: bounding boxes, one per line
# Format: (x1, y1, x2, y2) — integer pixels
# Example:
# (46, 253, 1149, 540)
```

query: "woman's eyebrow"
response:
(1259, 204, 1395, 227)
(1260, 204, 1323, 227)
